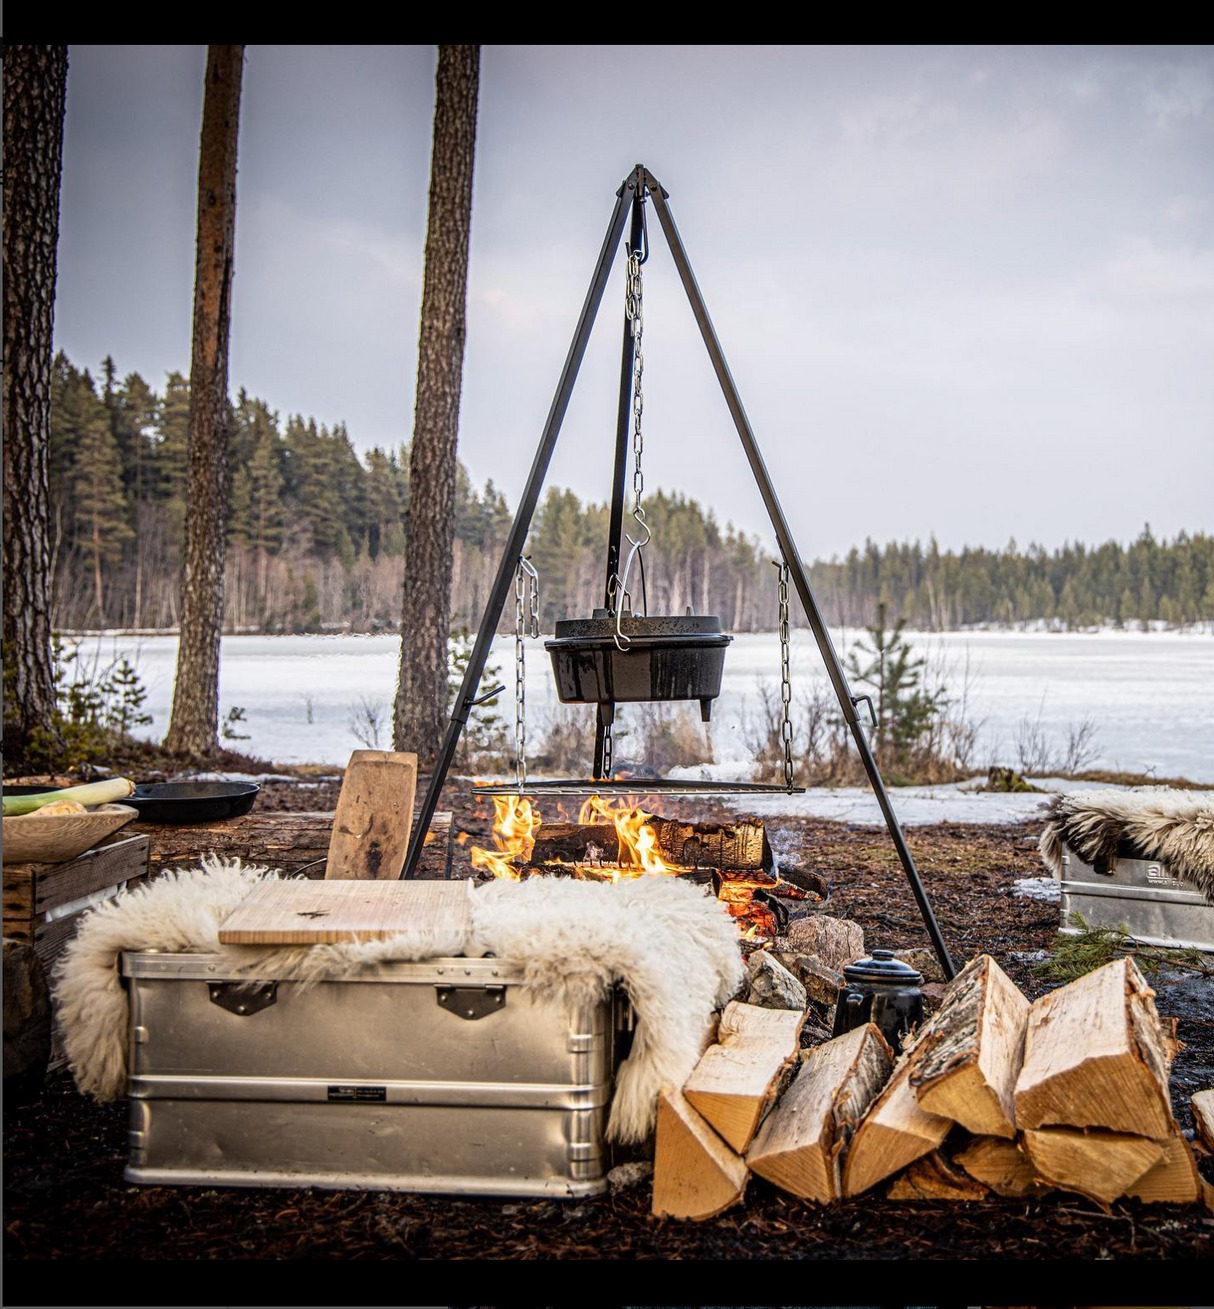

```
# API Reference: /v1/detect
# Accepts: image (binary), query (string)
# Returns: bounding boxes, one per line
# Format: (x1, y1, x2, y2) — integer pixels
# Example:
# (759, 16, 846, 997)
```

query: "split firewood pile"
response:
(652, 937, 1211, 1218)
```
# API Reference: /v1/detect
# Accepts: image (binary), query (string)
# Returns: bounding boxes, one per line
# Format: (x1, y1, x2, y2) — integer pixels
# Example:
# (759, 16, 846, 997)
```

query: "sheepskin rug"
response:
(1039, 788, 1214, 904)
(53, 857, 744, 1144)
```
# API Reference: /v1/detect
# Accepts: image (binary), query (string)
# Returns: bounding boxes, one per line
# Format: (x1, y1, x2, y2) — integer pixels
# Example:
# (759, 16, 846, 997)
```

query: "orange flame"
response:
(577, 794, 674, 877)
(469, 794, 543, 881)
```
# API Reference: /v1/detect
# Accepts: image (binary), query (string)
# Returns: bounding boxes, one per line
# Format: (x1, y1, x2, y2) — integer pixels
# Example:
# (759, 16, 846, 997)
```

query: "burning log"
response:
(652, 1083, 749, 1221)
(1013, 957, 1177, 1140)
(953, 1136, 1053, 1198)
(682, 1001, 804, 1152)
(908, 954, 1029, 1139)
(528, 817, 773, 873)
(745, 1022, 892, 1203)
(1021, 1127, 1165, 1205)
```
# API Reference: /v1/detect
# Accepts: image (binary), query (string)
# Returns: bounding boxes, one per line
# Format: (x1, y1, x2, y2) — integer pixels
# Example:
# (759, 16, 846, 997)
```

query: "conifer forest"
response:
(50, 352, 1214, 636)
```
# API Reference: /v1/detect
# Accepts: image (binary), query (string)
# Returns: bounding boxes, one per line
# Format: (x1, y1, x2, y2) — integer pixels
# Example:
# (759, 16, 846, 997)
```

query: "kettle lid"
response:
(843, 948, 923, 985)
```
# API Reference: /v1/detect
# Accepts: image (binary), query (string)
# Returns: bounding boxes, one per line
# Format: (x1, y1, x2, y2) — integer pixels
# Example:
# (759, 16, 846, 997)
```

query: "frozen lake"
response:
(77, 628, 1214, 782)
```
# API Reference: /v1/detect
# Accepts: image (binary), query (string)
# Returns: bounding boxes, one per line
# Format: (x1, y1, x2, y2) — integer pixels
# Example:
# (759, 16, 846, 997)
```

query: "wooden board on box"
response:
(217, 877, 472, 944)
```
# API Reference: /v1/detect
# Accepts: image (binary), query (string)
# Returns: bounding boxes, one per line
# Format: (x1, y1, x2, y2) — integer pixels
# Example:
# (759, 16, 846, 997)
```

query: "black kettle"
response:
(831, 948, 924, 1054)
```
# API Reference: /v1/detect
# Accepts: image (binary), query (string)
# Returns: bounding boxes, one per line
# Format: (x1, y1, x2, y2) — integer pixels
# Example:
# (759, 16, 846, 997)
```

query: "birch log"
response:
(908, 953, 1028, 1138)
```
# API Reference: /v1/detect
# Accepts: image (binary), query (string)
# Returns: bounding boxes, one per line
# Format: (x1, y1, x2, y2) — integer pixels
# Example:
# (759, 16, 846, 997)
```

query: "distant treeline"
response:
(49, 352, 1214, 633)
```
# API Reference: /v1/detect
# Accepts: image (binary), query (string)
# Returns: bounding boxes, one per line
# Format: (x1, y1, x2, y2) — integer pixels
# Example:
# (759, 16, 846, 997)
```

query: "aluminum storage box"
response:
(1056, 842, 1214, 953)
(121, 951, 631, 1196)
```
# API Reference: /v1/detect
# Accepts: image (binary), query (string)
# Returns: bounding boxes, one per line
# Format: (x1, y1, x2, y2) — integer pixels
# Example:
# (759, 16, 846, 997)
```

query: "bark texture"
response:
(2, 46, 68, 755)
(165, 45, 243, 756)
(394, 45, 480, 762)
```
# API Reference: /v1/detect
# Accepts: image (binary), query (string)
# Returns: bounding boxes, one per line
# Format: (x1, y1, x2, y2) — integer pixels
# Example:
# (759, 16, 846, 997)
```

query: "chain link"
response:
(628, 246, 645, 528)
(775, 559, 795, 791)
(601, 720, 613, 780)
(514, 556, 539, 790)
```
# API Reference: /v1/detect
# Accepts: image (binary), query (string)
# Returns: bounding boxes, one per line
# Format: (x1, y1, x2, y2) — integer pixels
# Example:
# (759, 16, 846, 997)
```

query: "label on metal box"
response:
(327, 1085, 387, 1103)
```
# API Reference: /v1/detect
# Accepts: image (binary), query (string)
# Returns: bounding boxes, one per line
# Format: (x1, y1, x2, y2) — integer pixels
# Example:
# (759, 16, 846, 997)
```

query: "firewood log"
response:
(953, 1135, 1053, 1198)
(1192, 1088, 1214, 1156)
(886, 1150, 989, 1200)
(745, 1022, 892, 1202)
(682, 1001, 804, 1153)
(1014, 957, 1177, 1139)
(908, 953, 1028, 1138)
(840, 1034, 952, 1197)
(651, 1083, 748, 1221)
(1021, 1127, 1165, 1204)
(1122, 1131, 1201, 1204)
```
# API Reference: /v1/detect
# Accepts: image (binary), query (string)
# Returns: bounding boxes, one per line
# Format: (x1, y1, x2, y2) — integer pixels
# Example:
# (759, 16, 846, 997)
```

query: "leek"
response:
(2, 777, 135, 817)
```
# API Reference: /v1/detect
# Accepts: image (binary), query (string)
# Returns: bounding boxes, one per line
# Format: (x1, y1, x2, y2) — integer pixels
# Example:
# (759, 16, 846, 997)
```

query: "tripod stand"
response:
(401, 164, 955, 982)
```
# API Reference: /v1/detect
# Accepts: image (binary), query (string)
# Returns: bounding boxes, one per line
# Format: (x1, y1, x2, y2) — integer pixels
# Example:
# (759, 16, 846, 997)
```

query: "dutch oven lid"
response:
(547, 609, 732, 645)
(843, 948, 923, 985)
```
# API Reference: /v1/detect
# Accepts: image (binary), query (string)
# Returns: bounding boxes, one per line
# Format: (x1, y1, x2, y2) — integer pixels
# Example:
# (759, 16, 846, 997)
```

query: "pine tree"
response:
(71, 409, 134, 624)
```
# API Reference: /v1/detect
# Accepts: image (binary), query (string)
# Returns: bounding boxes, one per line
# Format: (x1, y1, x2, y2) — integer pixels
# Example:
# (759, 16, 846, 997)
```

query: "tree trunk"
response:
(394, 45, 480, 763)
(165, 46, 243, 757)
(2, 45, 68, 760)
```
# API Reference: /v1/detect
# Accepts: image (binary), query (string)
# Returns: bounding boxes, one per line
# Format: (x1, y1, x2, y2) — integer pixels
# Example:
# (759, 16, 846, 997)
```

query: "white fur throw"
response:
(52, 858, 744, 1144)
(1039, 788, 1214, 904)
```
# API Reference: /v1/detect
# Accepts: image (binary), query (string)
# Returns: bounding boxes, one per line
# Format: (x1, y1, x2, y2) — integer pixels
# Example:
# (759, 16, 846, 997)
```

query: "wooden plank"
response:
(682, 1001, 804, 1153)
(325, 749, 417, 880)
(746, 1022, 892, 1202)
(217, 878, 471, 944)
(1014, 956, 1177, 1140)
(1022, 1126, 1165, 1205)
(909, 953, 1029, 1138)
(652, 1083, 749, 1221)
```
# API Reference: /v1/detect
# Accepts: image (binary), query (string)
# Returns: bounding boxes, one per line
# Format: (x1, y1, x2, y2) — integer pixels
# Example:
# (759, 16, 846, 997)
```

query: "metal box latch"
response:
(208, 981, 277, 1016)
(436, 984, 506, 1020)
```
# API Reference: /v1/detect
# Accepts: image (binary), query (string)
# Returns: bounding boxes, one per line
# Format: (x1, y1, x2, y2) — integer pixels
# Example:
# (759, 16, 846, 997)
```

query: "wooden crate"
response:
(3, 833, 150, 1069)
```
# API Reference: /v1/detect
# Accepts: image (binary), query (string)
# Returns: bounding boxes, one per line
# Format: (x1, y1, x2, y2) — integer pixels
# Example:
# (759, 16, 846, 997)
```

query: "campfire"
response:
(468, 794, 816, 943)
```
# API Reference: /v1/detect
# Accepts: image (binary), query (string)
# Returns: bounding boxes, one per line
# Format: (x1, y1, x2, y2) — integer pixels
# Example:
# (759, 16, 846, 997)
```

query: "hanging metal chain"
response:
(774, 559, 795, 791)
(601, 719, 613, 781)
(514, 556, 539, 790)
(610, 236, 652, 650)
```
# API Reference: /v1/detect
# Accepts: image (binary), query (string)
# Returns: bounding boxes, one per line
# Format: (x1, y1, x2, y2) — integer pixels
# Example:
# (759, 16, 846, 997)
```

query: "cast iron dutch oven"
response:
(545, 609, 732, 721)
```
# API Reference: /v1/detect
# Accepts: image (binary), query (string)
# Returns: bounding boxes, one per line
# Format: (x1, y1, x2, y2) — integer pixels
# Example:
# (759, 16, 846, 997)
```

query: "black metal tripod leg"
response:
(401, 180, 634, 878)
(645, 174, 956, 979)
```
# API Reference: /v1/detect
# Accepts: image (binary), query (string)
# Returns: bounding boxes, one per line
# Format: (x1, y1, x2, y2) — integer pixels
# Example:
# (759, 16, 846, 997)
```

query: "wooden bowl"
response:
(2, 803, 138, 865)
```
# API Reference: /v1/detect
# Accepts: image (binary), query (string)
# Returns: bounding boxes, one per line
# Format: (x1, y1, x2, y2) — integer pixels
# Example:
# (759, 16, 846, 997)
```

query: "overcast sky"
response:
(53, 44, 1213, 558)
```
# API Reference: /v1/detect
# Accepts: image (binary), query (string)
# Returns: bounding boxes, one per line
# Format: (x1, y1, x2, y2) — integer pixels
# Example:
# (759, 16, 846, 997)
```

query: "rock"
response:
(3, 938, 51, 1105)
(781, 955, 845, 1008)
(891, 947, 946, 984)
(607, 1160, 653, 1192)
(785, 915, 865, 972)
(745, 952, 808, 1011)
